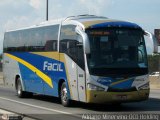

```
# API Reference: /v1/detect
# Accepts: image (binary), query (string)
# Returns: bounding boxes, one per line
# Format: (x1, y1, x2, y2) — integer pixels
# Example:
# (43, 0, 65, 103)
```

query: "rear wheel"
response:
(16, 78, 25, 98)
(16, 78, 33, 98)
(60, 82, 70, 107)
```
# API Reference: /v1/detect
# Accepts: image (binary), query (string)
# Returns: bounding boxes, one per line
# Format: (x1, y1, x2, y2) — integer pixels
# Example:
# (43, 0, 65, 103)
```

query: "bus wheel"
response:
(60, 82, 70, 107)
(16, 78, 26, 98)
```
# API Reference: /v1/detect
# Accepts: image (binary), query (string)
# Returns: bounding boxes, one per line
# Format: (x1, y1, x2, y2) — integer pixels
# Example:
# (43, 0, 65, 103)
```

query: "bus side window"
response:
(44, 25, 59, 51)
(60, 25, 85, 70)
(44, 40, 57, 51)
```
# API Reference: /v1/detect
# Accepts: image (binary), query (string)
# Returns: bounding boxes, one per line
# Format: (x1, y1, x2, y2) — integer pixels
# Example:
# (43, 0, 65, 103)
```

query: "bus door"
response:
(76, 60, 86, 102)
(76, 35, 86, 102)
(61, 38, 86, 102)
(60, 25, 86, 102)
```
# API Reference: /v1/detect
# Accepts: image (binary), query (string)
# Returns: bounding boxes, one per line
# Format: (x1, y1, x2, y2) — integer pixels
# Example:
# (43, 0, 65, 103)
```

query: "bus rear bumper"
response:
(86, 89, 149, 104)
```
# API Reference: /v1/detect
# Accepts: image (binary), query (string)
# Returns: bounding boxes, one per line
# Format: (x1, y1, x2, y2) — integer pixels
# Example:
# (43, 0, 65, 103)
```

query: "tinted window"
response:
(4, 25, 59, 52)
(44, 25, 59, 51)
(86, 28, 148, 76)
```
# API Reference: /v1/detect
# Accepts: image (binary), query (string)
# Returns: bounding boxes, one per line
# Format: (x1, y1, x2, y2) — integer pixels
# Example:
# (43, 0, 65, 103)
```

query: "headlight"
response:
(138, 82, 149, 90)
(87, 83, 105, 91)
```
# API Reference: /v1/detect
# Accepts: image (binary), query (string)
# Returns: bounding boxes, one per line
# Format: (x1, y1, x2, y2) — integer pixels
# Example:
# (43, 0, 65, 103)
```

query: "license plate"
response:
(113, 95, 127, 100)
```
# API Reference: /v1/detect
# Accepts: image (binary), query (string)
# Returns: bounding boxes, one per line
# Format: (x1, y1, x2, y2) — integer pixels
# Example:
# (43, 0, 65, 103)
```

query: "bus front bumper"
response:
(86, 89, 149, 104)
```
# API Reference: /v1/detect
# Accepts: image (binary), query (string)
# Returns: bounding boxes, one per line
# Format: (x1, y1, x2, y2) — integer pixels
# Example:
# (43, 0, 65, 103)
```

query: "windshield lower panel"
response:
(86, 28, 148, 76)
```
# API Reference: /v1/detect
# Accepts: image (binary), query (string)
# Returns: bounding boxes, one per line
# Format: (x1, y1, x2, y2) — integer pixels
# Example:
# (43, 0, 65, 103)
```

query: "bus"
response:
(3, 15, 157, 106)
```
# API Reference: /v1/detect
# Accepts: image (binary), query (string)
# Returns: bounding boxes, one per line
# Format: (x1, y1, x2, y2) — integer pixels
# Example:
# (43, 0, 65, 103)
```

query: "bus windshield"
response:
(86, 28, 148, 76)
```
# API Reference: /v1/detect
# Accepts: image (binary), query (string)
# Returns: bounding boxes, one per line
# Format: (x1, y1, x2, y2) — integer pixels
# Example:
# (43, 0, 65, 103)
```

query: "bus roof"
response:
(5, 18, 62, 32)
(6, 15, 142, 32)
(70, 15, 141, 29)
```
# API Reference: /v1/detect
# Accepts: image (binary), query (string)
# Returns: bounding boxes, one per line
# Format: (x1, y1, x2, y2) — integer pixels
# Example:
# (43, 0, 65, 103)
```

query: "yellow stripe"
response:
(31, 52, 73, 99)
(5, 53, 53, 88)
(31, 52, 59, 61)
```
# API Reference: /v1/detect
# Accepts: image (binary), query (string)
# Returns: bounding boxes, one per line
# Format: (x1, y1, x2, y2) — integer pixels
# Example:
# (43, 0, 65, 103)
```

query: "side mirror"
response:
(145, 31, 158, 53)
(75, 26, 90, 54)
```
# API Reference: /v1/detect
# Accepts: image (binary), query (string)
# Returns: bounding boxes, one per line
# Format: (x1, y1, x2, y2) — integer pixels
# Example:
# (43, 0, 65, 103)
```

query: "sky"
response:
(0, 0, 160, 54)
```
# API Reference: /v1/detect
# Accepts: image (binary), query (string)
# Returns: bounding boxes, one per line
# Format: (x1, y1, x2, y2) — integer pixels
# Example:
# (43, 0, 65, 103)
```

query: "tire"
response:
(16, 78, 33, 98)
(60, 82, 70, 107)
(16, 78, 26, 98)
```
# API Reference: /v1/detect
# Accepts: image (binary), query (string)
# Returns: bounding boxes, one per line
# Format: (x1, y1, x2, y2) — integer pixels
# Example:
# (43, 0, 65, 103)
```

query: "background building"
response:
(154, 29, 160, 45)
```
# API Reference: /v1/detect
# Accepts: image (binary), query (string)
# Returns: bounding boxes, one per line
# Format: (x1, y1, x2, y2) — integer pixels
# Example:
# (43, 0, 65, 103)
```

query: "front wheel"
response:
(60, 82, 70, 107)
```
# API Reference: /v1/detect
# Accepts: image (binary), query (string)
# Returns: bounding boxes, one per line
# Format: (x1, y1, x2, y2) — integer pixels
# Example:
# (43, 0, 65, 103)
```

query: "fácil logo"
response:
(97, 78, 112, 85)
(43, 61, 63, 72)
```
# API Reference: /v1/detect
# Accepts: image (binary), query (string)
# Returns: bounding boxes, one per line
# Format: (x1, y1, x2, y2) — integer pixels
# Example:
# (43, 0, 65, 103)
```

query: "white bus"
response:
(3, 15, 157, 106)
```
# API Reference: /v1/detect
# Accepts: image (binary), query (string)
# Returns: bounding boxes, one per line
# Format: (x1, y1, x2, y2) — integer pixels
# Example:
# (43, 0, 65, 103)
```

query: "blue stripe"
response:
(10, 52, 71, 98)
(90, 21, 141, 29)
(111, 79, 134, 89)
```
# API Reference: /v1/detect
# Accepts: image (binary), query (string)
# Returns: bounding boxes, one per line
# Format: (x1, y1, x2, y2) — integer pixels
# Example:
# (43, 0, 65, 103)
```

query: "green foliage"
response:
(148, 54, 160, 73)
